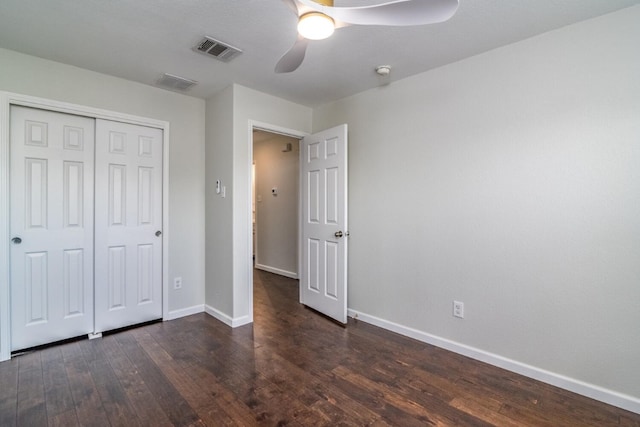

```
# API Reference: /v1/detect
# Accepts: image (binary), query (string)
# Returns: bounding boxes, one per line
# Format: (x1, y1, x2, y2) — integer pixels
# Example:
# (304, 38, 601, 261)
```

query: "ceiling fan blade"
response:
(297, 0, 459, 26)
(334, 19, 351, 29)
(275, 35, 309, 73)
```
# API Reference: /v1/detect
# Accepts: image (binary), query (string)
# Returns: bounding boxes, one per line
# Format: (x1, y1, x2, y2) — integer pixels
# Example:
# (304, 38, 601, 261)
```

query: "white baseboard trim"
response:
(347, 308, 640, 415)
(164, 304, 205, 321)
(205, 305, 253, 328)
(255, 264, 298, 279)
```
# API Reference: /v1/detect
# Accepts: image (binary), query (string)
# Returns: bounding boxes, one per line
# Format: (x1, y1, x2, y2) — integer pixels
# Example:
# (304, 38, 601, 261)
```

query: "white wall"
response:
(313, 7, 640, 409)
(0, 48, 206, 323)
(205, 84, 311, 325)
(254, 132, 300, 277)
(205, 86, 234, 317)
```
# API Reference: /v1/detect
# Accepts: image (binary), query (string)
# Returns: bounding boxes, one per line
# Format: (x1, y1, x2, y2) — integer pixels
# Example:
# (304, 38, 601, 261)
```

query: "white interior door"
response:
(300, 124, 348, 323)
(10, 106, 95, 351)
(94, 119, 163, 333)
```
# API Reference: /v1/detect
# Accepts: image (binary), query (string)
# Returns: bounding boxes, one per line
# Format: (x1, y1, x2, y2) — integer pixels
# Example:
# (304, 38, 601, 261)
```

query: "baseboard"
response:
(347, 308, 640, 415)
(255, 264, 298, 279)
(164, 304, 204, 321)
(205, 305, 253, 328)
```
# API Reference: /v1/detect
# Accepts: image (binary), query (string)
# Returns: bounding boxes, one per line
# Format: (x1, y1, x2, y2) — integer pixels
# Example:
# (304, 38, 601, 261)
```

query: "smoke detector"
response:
(375, 65, 391, 76)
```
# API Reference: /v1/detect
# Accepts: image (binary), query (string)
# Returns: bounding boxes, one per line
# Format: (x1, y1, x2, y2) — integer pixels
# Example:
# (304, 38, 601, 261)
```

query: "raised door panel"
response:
(10, 106, 95, 351)
(107, 246, 127, 310)
(25, 252, 48, 325)
(25, 158, 48, 229)
(307, 238, 320, 293)
(109, 164, 127, 226)
(307, 169, 321, 224)
(137, 244, 154, 304)
(325, 167, 339, 225)
(325, 241, 339, 299)
(94, 119, 163, 333)
(63, 161, 84, 228)
(138, 167, 154, 225)
(63, 249, 85, 317)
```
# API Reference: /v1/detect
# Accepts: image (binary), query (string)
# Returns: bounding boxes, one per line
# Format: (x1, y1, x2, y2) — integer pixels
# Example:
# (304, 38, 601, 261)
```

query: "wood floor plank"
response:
(142, 321, 251, 426)
(42, 356, 76, 420)
(332, 364, 493, 426)
(16, 351, 46, 427)
(63, 347, 110, 427)
(620, 413, 640, 427)
(100, 334, 174, 427)
(449, 397, 525, 427)
(132, 327, 238, 424)
(113, 332, 202, 426)
(47, 409, 80, 427)
(183, 362, 260, 425)
(83, 353, 142, 426)
(252, 346, 383, 425)
(0, 358, 19, 427)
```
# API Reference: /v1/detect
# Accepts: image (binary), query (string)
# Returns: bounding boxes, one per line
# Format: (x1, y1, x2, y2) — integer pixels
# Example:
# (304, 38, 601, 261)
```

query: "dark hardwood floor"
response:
(1, 269, 639, 426)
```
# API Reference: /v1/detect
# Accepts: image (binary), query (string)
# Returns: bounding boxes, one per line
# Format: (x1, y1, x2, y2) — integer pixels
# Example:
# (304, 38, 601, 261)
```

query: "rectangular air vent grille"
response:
(195, 36, 242, 62)
(156, 73, 198, 91)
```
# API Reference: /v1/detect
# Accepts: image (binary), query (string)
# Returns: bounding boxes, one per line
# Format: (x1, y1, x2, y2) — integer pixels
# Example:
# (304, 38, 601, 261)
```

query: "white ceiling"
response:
(0, 0, 638, 107)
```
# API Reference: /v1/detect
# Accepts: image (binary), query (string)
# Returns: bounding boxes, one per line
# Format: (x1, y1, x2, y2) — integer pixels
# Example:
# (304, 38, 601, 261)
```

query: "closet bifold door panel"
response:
(93, 119, 163, 333)
(10, 106, 95, 351)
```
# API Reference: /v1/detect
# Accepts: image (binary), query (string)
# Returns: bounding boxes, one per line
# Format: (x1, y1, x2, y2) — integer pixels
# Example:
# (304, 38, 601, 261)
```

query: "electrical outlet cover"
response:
(453, 300, 464, 318)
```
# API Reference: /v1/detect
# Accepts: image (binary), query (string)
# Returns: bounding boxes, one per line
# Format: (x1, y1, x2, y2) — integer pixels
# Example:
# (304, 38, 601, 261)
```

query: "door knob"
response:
(334, 231, 343, 238)
(11, 237, 22, 244)
(155, 230, 162, 237)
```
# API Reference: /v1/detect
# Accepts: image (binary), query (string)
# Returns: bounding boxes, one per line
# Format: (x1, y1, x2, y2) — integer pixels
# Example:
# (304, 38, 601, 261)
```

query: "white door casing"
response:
(300, 124, 348, 323)
(10, 106, 95, 351)
(94, 119, 163, 333)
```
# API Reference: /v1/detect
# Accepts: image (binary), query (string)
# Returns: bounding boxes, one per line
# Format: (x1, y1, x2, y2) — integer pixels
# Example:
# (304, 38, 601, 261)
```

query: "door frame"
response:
(247, 120, 307, 322)
(0, 91, 170, 361)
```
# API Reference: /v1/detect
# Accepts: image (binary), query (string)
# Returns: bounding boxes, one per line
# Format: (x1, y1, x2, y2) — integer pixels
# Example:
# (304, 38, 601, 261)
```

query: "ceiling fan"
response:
(275, 0, 459, 73)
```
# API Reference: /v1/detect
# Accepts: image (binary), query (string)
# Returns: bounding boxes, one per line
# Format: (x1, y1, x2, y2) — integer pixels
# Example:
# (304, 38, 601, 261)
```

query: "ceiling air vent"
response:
(194, 36, 242, 62)
(156, 73, 198, 91)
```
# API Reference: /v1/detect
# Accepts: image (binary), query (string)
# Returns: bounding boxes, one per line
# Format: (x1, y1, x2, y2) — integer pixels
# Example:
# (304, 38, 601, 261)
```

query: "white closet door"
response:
(10, 106, 95, 351)
(94, 120, 163, 333)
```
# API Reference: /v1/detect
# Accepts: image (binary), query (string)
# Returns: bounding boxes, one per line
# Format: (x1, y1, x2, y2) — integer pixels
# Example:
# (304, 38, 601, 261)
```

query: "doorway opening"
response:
(252, 130, 301, 280)
(247, 122, 306, 323)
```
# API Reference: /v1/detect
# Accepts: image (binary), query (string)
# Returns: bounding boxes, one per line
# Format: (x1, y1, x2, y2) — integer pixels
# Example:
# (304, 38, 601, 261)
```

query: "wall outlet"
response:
(174, 277, 183, 290)
(453, 300, 464, 318)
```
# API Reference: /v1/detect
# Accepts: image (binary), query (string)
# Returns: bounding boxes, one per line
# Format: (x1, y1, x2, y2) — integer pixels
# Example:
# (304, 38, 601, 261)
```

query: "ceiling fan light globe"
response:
(298, 12, 335, 40)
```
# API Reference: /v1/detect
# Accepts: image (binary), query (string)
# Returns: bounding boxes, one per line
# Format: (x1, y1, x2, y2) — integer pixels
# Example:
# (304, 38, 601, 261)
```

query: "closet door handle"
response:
(11, 237, 22, 244)
(155, 230, 162, 237)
